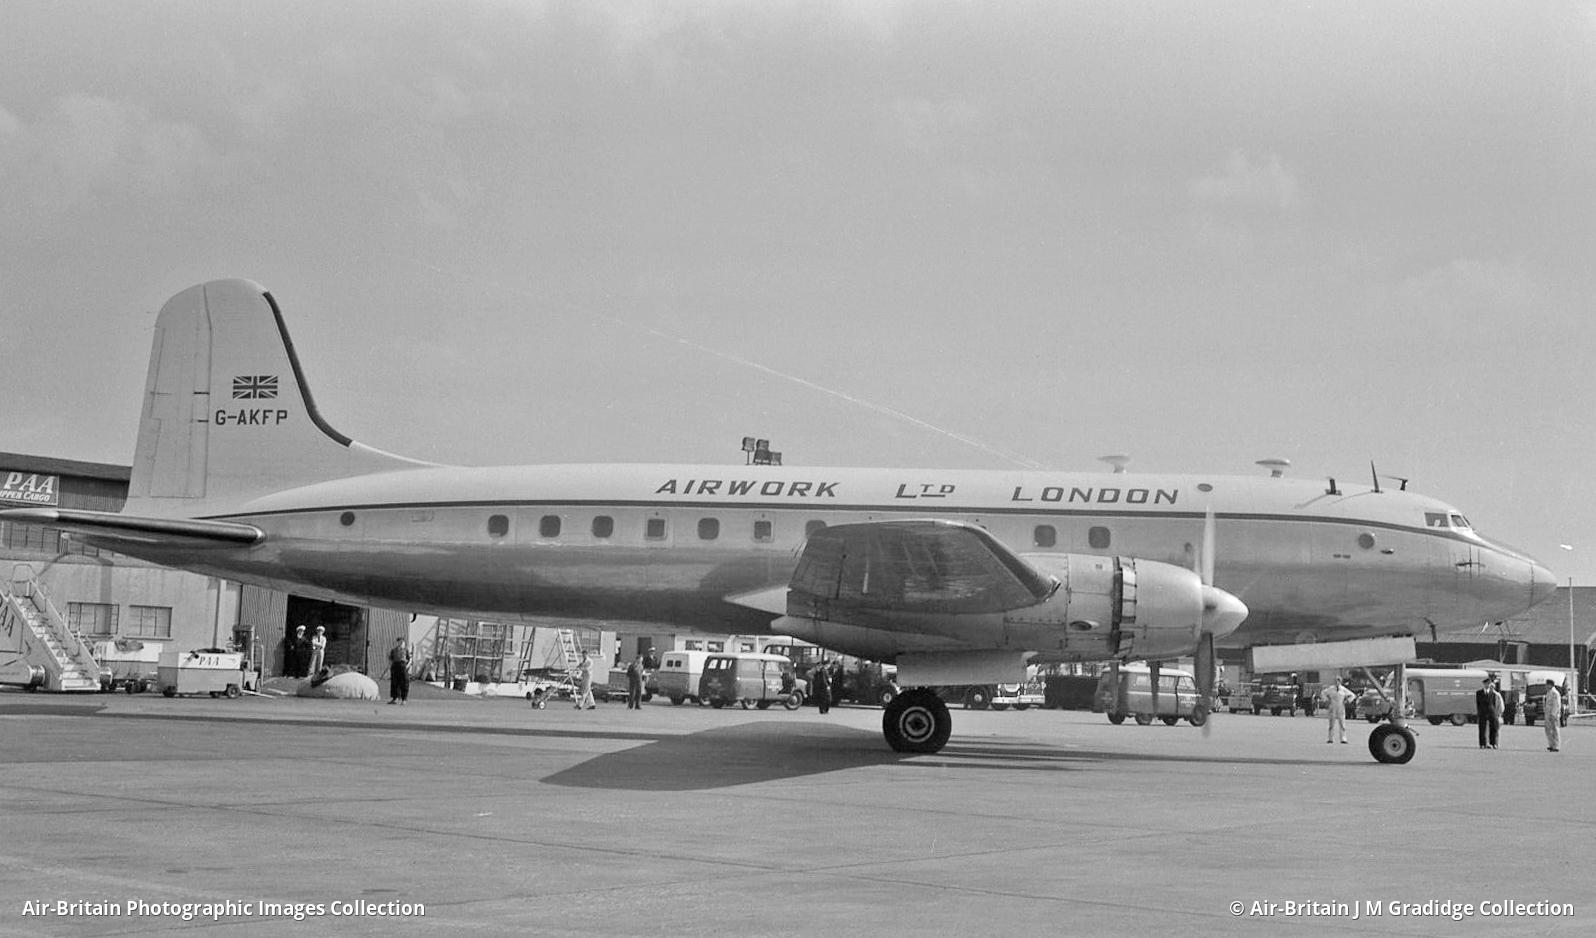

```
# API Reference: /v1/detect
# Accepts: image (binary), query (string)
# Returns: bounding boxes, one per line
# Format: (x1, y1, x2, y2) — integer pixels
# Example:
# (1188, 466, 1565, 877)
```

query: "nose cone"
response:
(1202, 585, 1248, 639)
(1529, 561, 1559, 609)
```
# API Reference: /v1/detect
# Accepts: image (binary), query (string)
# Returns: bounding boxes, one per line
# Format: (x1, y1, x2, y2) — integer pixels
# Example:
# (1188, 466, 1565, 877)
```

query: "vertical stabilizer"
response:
(127, 279, 432, 516)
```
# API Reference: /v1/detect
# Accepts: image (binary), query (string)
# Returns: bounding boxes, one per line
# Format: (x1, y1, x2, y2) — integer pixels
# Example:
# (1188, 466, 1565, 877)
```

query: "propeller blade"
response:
(1149, 659, 1160, 718)
(1200, 503, 1216, 587)
(1196, 632, 1215, 738)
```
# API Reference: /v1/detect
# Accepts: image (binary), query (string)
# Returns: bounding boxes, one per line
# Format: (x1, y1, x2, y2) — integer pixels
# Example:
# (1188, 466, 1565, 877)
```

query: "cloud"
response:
(1189, 150, 1302, 213)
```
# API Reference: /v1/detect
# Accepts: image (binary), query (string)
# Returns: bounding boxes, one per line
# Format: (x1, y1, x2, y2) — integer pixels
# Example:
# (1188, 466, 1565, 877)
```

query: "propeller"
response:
(1193, 503, 1247, 735)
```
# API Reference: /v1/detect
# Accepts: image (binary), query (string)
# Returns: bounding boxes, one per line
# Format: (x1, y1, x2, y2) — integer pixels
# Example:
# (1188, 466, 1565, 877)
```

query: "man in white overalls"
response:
(1321, 676, 1353, 744)
(1543, 679, 1562, 752)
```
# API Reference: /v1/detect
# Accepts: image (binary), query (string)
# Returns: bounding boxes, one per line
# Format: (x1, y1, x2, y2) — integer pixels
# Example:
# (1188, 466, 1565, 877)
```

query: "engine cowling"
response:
(1008, 554, 1235, 661)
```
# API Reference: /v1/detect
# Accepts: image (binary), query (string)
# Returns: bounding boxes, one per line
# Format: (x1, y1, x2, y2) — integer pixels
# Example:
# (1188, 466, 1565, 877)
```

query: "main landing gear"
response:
(882, 688, 952, 753)
(1368, 723, 1417, 764)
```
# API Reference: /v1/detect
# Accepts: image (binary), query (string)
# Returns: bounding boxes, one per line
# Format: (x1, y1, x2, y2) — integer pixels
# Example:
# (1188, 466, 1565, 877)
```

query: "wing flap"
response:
(0, 508, 263, 549)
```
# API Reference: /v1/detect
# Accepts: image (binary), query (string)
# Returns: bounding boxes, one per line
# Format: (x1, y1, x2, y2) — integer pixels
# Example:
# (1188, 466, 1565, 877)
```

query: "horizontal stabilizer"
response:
(0, 508, 263, 548)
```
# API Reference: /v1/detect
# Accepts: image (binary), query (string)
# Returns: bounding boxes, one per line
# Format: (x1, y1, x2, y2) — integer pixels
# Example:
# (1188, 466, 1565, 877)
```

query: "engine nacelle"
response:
(1006, 554, 1208, 661)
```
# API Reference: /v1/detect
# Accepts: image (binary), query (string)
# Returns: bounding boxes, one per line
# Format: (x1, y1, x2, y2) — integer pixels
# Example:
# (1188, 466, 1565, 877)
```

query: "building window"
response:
(592, 516, 614, 538)
(68, 602, 118, 636)
(1, 521, 59, 552)
(698, 518, 719, 540)
(125, 605, 173, 638)
(1088, 526, 1111, 549)
(487, 514, 509, 537)
(539, 515, 562, 538)
(753, 520, 773, 542)
(645, 518, 667, 540)
(1033, 525, 1056, 548)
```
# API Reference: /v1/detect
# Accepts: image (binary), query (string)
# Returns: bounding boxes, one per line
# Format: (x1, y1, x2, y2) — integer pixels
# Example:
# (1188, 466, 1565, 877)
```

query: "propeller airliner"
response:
(2, 280, 1558, 761)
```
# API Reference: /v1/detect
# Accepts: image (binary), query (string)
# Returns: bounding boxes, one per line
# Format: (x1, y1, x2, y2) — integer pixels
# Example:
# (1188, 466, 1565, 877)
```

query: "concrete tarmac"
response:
(1, 690, 1589, 937)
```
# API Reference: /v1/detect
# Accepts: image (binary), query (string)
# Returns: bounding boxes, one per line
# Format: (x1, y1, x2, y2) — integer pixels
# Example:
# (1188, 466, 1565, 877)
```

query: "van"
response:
(1358, 667, 1490, 725)
(655, 650, 711, 705)
(1095, 664, 1205, 727)
(697, 652, 802, 710)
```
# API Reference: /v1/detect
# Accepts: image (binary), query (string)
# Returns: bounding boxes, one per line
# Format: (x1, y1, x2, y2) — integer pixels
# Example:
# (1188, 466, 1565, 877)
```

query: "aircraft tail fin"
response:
(128, 279, 433, 516)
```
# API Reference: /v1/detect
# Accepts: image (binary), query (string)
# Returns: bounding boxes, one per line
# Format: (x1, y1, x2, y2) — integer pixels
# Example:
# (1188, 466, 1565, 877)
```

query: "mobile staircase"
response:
(0, 565, 103, 692)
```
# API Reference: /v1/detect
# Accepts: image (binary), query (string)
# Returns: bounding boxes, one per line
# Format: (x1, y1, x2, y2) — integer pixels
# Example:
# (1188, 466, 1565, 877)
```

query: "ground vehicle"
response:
(698, 653, 802, 710)
(1095, 665, 1206, 726)
(1519, 671, 1571, 726)
(603, 666, 653, 703)
(92, 638, 164, 693)
(655, 650, 711, 705)
(1224, 683, 1256, 713)
(157, 648, 253, 698)
(1250, 674, 1316, 716)
(1357, 667, 1490, 725)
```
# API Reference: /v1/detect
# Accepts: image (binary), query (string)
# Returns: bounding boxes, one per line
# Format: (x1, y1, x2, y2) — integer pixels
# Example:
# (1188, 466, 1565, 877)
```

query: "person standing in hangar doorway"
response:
(283, 625, 304, 678)
(293, 625, 310, 677)
(1476, 676, 1503, 749)
(1543, 679, 1562, 752)
(307, 625, 327, 677)
(388, 636, 411, 705)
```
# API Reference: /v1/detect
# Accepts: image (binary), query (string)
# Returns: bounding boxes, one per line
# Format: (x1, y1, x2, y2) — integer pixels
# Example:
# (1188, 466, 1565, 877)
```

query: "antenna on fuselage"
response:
(1099, 454, 1131, 474)
(1326, 477, 1340, 495)
(1370, 461, 1381, 494)
(1256, 458, 1290, 478)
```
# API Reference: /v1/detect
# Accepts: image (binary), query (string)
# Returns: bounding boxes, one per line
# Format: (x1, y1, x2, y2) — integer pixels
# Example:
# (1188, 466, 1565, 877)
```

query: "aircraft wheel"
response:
(1369, 724, 1417, 764)
(1107, 711, 1126, 725)
(882, 689, 952, 754)
(1134, 713, 1153, 726)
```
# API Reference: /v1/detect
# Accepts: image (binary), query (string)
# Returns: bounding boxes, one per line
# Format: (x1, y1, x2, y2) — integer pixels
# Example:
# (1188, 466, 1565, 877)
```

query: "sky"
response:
(3, 1, 1595, 581)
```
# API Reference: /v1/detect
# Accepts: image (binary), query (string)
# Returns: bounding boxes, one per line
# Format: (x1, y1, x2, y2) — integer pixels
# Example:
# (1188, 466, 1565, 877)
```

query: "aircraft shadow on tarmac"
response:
(541, 721, 908, 791)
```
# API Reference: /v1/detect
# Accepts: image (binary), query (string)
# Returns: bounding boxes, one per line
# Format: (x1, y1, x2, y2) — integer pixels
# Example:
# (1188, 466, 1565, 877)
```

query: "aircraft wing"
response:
(0, 508, 263, 549)
(781, 519, 1057, 618)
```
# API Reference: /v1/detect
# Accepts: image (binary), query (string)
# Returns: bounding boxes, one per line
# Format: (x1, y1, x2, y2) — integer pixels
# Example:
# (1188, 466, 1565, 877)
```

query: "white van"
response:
(656, 650, 712, 705)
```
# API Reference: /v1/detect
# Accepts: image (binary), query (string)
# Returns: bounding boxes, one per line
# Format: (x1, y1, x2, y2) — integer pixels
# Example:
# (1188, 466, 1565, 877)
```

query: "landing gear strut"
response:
(882, 688, 952, 753)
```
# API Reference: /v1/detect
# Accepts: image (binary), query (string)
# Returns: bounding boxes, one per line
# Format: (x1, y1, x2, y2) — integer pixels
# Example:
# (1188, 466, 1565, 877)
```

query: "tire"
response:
(1427, 716, 1444, 726)
(162, 686, 176, 698)
(670, 696, 685, 706)
(1449, 712, 1467, 727)
(642, 692, 653, 703)
(124, 683, 136, 695)
(756, 700, 772, 710)
(1160, 715, 1179, 726)
(1369, 724, 1417, 764)
(225, 684, 241, 699)
(209, 691, 220, 699)
(782, 693, 801, 711)
(882, 689, 952, 754)
(991, 702, 1010, 712)
(878, 688, 897, 707)
(1188, 705, 1209, 728)
(1014, 703, 1030, 711)
(1271, 708, 1281, 716)
(1107, 711, 1126, 725)
(1134, 713, 1153, 726)
(525, 692, 534, 701)
(710, 699, 726, 709)
(965, 687, 991, 710)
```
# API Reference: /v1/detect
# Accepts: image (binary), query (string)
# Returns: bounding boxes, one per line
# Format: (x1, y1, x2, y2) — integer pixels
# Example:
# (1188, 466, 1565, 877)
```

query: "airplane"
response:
(2, 279, 1559, 761)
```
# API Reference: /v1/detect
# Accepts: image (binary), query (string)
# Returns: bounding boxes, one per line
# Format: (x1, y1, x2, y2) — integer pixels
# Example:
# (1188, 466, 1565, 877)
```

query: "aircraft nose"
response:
(1529, 561, 1559, 608)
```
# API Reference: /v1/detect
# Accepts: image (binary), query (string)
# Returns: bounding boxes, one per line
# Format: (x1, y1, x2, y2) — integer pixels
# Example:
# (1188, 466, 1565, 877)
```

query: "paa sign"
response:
(0, 471, 60, 507)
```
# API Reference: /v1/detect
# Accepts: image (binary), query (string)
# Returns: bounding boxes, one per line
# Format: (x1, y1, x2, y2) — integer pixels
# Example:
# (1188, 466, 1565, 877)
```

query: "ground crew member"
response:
(1543, 679, 1562, 752)
(1475, 676, 1502, 749)
(1320, 676, 1353, 744)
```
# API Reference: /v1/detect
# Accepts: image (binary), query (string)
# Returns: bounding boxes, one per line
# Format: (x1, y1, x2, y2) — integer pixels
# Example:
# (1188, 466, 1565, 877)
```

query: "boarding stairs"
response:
(0, 565, 103, 692)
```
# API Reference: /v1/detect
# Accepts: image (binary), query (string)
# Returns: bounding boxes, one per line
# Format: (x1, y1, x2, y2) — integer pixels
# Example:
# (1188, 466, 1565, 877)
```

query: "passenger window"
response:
(1033, 525, 1056, 548)
(592, 516, 614, 538)
(754, 520, 773, 542)
(539, 515, 561, 538)
(645, 518, 666, 540)
(487, 514, 509, 537)
(698, 518, 719, 540)
(1088, 526, 1111, 549)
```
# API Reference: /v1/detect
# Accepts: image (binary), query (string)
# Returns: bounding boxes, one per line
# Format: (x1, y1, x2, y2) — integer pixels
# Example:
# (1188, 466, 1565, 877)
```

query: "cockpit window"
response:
(1450, 514, 1471, 529)
(1425, 511, 1472, 530)
(1425, 512, 1448, 528)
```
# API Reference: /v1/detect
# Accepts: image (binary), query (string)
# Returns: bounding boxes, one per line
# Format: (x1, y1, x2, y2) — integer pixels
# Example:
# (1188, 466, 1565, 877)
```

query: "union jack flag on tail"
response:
(232, 375, 279, 399)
